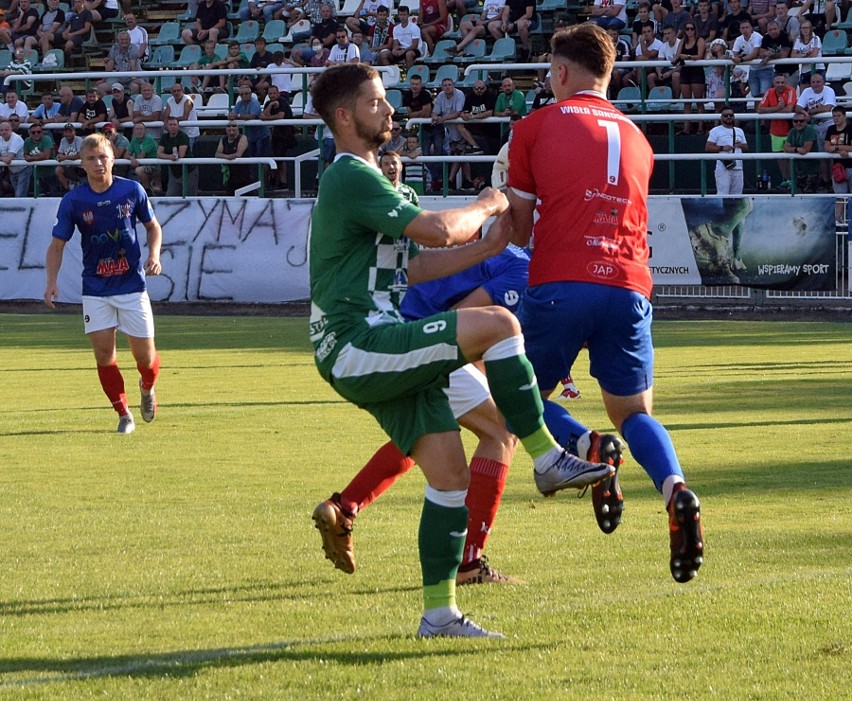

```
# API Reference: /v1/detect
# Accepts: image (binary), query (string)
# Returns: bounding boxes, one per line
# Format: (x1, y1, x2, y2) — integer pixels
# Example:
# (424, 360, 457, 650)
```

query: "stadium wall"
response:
(2, 196, 850, 306)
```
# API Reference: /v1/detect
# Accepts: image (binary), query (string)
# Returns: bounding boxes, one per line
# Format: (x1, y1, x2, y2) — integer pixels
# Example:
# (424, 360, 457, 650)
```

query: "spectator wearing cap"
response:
(107, 82, 135, 132)
(54, 122, 85, 191)
(97, 30, 142, 96)
(22, 121, 54, 195)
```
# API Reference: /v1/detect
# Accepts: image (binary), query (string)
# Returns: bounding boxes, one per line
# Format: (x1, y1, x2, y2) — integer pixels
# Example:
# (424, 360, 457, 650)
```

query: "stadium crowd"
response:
(1, 0, 852, 196)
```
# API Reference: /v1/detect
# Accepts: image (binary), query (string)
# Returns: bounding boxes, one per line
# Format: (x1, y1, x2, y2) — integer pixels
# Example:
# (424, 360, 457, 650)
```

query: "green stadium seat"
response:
(150, 21, 181, 47)
(34, 48, 66, 72)
(396, 63, 429, 89)
(822, 29, 848, 56)
(146, 45, 175, 69)
(421, 39, 457, 65)
(425, 63, 459, 89)
(234, 20, 260, 43)
(262, 20, 287, 43)
(175, 44, 202, 68)
(454, 38, 487, 64)
(481, 37, 517, 62)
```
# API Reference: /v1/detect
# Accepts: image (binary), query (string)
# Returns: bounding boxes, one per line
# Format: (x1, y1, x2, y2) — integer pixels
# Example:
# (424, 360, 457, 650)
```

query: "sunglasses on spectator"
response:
(721, 113, 734, 118)
(793, 118, 806, 123)
(685, 26, 696, 30)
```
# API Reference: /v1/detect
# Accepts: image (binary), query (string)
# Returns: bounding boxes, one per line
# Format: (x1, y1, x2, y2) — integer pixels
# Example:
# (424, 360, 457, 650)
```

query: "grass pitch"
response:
(0, 313, 849, 700)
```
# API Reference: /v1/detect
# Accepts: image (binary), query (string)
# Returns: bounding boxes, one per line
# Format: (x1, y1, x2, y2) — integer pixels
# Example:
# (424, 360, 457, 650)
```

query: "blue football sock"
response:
(621, 412, 684, 493)
(542, 399, 589, 457)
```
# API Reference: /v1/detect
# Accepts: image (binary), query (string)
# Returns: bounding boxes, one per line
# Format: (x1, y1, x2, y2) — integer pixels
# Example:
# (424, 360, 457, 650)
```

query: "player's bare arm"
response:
(505, 188, 536, 246)
(408, 209, 512, 285)
(142, 218, 163, 275)
(43, 237, 68, 310)
(404, 186, 508, 249)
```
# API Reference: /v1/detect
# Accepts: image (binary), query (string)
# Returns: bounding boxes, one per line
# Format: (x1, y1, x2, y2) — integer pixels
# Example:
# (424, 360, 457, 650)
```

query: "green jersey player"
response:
(307, 64, 613, 639)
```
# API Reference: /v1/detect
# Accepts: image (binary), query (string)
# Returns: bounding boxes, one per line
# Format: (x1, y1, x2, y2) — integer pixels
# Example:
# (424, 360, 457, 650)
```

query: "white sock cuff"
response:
(424, 486, 467, 508)
(662, 475, 686, 506)
(482, 335, 525, 363)
(576, 431, 593, 461)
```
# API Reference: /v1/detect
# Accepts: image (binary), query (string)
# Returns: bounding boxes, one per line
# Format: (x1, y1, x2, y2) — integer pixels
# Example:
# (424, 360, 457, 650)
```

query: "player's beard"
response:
(355, 115, 390, 151)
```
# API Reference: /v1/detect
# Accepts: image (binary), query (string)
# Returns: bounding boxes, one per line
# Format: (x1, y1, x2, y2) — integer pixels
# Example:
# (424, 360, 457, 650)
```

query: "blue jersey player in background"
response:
(44, 132, 164, 434)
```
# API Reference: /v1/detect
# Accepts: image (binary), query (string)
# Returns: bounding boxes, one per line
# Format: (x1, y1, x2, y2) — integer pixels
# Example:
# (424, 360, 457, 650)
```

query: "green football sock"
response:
(419, 491, 467, 612)
(482, 339, 558, 459)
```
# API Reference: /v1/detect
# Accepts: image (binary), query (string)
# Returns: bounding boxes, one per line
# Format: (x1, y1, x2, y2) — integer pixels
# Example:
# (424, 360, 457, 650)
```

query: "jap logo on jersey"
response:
(116, 201, 133, 218)
(587, 260, 619, 280)
(503, 289, 519, 308)
(82, 210, 94, 224)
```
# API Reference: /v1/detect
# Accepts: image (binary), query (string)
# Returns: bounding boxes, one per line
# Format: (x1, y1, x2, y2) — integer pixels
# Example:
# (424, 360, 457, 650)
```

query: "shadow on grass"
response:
(0, 635, 526, 686)
(0, 581, 420, 619)
(665, 415, 851, 432)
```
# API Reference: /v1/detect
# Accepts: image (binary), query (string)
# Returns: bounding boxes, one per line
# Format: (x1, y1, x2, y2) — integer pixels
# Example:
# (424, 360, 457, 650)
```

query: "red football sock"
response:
(339, 441, 415, 515)
(462, 457, 509, 567)
(137, 353, 160, 392)
(97, 363, 128, 416)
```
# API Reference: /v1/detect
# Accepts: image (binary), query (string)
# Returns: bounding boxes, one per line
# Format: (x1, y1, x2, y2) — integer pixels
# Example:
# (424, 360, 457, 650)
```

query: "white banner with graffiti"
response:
(0, 198, 314, 303)
(0, 195, 838, 303)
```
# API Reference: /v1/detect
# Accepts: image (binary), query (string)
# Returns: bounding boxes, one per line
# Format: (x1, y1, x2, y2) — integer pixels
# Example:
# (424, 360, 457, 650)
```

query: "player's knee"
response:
(490, 305, 521, 338)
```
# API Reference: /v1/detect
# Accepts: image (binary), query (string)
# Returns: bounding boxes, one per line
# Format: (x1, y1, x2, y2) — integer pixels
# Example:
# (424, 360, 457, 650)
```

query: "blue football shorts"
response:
(518, 281, 654, 397)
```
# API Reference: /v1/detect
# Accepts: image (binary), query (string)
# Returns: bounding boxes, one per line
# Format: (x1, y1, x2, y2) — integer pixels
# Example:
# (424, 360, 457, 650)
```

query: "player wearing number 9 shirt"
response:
(506, 23, 705, 584)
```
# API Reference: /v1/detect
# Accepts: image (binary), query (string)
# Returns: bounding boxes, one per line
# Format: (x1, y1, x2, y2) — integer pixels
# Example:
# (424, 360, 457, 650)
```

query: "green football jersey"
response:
(309, 154, 422, 377)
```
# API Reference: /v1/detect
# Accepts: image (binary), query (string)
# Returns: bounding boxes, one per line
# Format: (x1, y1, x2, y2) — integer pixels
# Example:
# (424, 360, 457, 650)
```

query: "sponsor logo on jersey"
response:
(97, 199, 112, 207)
(593, 210, 620, 226)
(386, 199, 410, 219)
(584, 235, 619, 252)
(583, 188, 631, 206)
(503, 289, 519, 308)
(96, 255, 130, 277)
(315, 331, 337, 362)
(587, 260, 619, 280)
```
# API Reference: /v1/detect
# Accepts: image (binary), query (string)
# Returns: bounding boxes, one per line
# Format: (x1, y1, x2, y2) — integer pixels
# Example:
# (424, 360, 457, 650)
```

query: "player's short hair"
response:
(80, 132, 114, 157)
(379, 150, 402, 163)
(551, 23, 615, 80)
(311, 63, 380, 130)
